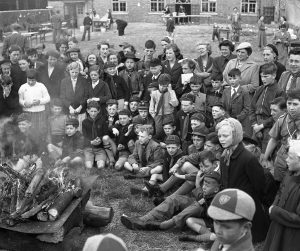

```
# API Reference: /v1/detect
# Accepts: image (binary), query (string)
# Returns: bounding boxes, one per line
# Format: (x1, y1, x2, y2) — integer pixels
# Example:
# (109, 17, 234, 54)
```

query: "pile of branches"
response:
(0, 161, 82, 226)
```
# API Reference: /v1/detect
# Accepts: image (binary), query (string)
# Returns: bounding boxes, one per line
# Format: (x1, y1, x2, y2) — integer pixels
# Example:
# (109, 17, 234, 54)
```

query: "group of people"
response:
(0, 17, 300, 250)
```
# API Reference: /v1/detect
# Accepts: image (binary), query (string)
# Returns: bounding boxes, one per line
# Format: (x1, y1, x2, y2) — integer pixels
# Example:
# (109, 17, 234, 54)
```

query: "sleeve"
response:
(236, 91, 250, 122)
(127, 141, 140, 165)
(246, 64, 259, 94)
(148, 145, 164, 168)
(149, 92, 156, 116)
(270, 203, 300, 228)
(168, 90, 179, 107)
(60, 79, 71, 109)
(269, 118, 283, 140)
(39, 84, 51, 105)
(249, 89, 259, 125)
(2, 38, 8, 56)
(18, 85, 25, 107)
(72, 134, 84, 157)
(120, 77, 130, 102)
(211, 58, 219, 80)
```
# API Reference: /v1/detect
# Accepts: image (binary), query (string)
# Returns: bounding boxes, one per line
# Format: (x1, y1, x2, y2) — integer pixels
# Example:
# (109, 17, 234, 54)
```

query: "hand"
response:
(24, 101, 32, 108)
(132, 163, 139, 171)
(32, 99, 40, 105)
(182, 80, 189, 86)
(169, 164, 178, 174)
(168, 84, 173, 92)
(92, 97, 100, 102)
(140, 166, 149, 173)
(198, 198, 205, 205)
(160, 142, 166, 148)
(127, 124, 134, 131)
(112, 128, 119, 136)
(174, 172, 185, 179)
(269, 205, 274, 215)
(252, 124, 263, 133)
(117, 144, 125, 151)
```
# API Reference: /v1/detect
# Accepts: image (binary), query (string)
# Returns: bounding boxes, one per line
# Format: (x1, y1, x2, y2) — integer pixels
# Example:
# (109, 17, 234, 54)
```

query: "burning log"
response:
(25, 169, 45, 197)
(83, 201, 114, 227)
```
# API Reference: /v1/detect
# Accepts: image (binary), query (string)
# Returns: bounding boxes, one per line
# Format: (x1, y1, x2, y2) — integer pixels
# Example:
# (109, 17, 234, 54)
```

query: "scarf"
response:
(1, 83, 12, 98)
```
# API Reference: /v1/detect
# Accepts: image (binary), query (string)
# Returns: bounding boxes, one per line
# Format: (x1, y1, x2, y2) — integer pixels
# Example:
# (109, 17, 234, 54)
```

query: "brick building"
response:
(48, 0, 287, 27)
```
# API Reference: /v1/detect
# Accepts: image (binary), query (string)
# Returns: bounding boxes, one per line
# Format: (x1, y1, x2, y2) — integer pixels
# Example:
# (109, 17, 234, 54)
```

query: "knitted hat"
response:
(17, 113, 31, 123)
(190, 113, 205, 122)
(190, 126, 207, 138)
(208, 188, 256, 221)
(158, 73, 171, 86)
(180, 93, 195, 103)
(265, 44, 278, 57)
(83, 233, 128, 251)
(138, 101, 149, 111)
(66, 118, 79, 128)
(165, 135, 181, 145)
(216, 118, 243, 146)
(204, 171, 221, 184)
(162, 116, 175, 126)
(118, 109, 131, 116)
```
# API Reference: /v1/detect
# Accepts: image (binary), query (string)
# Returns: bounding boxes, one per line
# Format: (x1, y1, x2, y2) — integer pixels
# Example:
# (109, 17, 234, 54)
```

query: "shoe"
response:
(130, 187, 149, 197)
(178, 235, 195, 242)
(120, 214, 146, 230)
(144, 181, 163, 197)
(152, 196, 165, 206)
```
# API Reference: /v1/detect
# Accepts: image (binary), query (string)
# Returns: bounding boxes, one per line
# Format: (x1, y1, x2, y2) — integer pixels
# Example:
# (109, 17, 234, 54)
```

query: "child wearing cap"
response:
(103, 61, 130, 111)
(132, 101, 155, 129)
(18, 68, 50, 140)
(263, 140, 300, 251)
(128, 96, 140, 117)
(190, 112, 209, 133)
(160, 116, 178, 149)
(189, 76, 206, 113)
(208, 189, 256, 251)
(104, 99, 119, 129)
(188, 126, 207, 155)
(119, 53, 143, 99)
(82, 101, 111, 169)
(59, 118, 84, 167)
(149, 73, 179, 139)
(112, 109, 136, 170)
(222, 68, 251, 135)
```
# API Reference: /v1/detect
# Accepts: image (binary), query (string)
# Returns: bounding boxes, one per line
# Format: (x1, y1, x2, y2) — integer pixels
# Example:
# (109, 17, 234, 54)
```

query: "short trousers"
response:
(84, 147, 107, 162)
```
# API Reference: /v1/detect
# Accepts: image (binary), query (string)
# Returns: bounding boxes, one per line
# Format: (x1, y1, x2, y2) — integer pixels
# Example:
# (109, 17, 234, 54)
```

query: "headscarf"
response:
(216, 118, 243, 166)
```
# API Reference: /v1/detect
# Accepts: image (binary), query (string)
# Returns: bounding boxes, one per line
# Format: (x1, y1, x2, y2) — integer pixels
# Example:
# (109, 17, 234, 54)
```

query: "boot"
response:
(130, 187, 150, 197)
(144, 221, 161, 230)
(144, 180, 163, 197)
(120, 214, 147, 230)
(152, 196, 165, 206)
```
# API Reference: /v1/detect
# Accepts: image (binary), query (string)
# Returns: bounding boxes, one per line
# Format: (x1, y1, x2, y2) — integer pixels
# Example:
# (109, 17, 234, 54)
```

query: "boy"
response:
(82, 101, 110, 169)
(188, 126, 207, 155)
(249, 62, 284, 153)
(270, 97, 286, 122)
(113, 109, 136, 170)
(119, 53, 143, 99)
(124, 125, 164, 176)
(60, 118, 84, 167)
(121, 171, 220, 234)
(190, 112, 209, 133)
(207, 189, 256, 251)
(176, 93, 196, 154)
(263, 140, 300, 251)
(26, 48, 43, 70)
(264, 89, 300, 182)
(222, 68, 251, 135)
(189, 76, 206, 113)
(128, 96, 140, 118)
(104, 99, 119, 129)
(132, 101, 155, 128)
(210, 102, 228, 132)
(160, 116, 177, 149)
(138, 40, 156, 71)
(149, 73, 179, 139)
(47, 98, 68, 161)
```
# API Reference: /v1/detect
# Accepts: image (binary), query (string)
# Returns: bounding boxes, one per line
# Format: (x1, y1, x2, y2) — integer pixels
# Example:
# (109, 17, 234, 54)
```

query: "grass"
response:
(39, 23, 267, 250)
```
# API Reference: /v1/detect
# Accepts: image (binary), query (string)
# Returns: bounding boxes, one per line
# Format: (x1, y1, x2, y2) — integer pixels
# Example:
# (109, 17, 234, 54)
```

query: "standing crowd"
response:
(1, 19, 300, 251)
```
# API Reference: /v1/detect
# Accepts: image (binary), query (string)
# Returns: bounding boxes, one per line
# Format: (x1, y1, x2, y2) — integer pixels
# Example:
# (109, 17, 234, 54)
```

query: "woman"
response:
(216, 118, 269, 243)
(279, 16, 289, 30)
(273, 24, 290, 66)
(84, 53, 100, 79)
(56, 39, 68, 63)
(158, 37, 172, 61)
(258, 16, 267, 49)
(194, 42, 214, 89)
(223, 42, 259, 95)
(108, 51, 125, 72)
(162, 44, 183, 89)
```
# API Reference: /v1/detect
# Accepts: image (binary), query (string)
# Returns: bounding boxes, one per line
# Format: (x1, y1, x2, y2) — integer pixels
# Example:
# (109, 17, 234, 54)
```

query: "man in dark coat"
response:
(82, 12, 93, 41)
(116, 19, 128, 36)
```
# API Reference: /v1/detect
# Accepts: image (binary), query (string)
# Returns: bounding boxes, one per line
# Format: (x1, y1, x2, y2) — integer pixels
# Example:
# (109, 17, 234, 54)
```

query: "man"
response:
(8, 45, 23, 89)
(230, 7, 242, 42)
(2, 23, 29, 57)
(98, 42, 110, 71)
(82, 12, 93, 41)
(51, 10, 64, 44)
(278, 48, 300, 92)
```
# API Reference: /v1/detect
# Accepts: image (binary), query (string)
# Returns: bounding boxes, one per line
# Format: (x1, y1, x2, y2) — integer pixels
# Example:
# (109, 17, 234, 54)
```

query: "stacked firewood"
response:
(0, 162, 82, 226)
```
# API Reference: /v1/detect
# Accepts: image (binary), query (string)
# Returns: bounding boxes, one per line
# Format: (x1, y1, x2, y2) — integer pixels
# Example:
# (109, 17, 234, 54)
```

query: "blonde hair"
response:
(67, 62, 80, 71)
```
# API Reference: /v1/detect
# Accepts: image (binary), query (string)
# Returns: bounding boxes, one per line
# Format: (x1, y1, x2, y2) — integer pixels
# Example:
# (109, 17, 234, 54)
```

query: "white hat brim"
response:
(207, 205, 244, 221)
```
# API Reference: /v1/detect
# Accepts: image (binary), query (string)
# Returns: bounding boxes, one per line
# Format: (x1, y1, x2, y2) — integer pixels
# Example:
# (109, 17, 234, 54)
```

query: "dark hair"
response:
(85, 53, 99, 66)
(199, 150, 216, 163)
(228, 68, 241, 77)
(211, 74, 223, 81)
(280, 23, 287, 29)
(26, 69, 37, 79)
(87, 100, 100, 110)
(89, 65, 100, 74)
(260, 62, 278, 75)
(205, 132, 220, 146)
(165, 44, 181, 59)
(219, 40, 235, 52)
(1, 75, 12, 85)
(26, 48, 37, 56)
(123, 44, 136, 54)
(97, 41, 110, 50)
(145, 40, 156, 50)
(180, 58, 196, 71)
(8, 45, 21, 53)
(56, 39, 68, 51)
(289, 48, 300, 57)
(287, 89, 300, 101)
(244, 47, 253, 56)
(107, 51, 120, 63)
(281, 16, 287, 21)
(270, 97, 287, 110)
(19, 55, 30, 63)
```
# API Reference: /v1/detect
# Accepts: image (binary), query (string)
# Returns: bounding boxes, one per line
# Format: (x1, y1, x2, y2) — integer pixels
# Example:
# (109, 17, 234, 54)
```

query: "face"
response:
(159, 84, 168, 92)
(191, 119, 203, 130)
(220, 46, 231, 57)
(202, 177, 219, 196)
(65, 125, 77, 136)
(28, 54, 38, 63)
(51, 105, 63, 116)
(182, 63, 193, 74)
(192, 135, 205, 150)
(181, 100, 194, 113)
(106, 66, 117, 76)
(197, 44, 208, 57)
(144, 48, 155, 59)
(87, 107, 100, 119)
(161, 41, 169, 50)
(69, 68, 79, 79)
(280, 27, 286, 32)
(228, 75, 241, 88)
(88, 54, 97, 65)
(90, 71, 100, 82)
(150, 65, 162, 75)
(119, 114, 130, 126)
(212, 80, 222, 90)
(129, 101, 138, 112)
(1, 64, 11, 76)
(166, 144, 180, 156)
(107, 104, 118, 116)
(236, 49, 249, 61)
(138, 131, 151, 145)
(199, 160, 214, 173)
(212, 106, 225, 120)
(260, 73, 276, 86)
(204, 140, 219, 152)
(139, 110, 148, 119)
(287, 98, 300, 118)
(214, 220, 249, 245)
(289, 54, 300, 74)
(68, 41, 77, 49)
(190, 84, 201, 93)
(19, 59, 30, 72)
(163, 124, 175, 135)
(70, 52, 79, 61)
(270, 104, 284, 121)
(125, 58, 135, 70)
(10, 51, 20, 63)
(59, 44, 68, 54)
(27, 78, 37, 86)
(47, 56, 58, 67)
(166, 48, 176, 61)
(100, 45, 109, 57)
(218, 125, 233, 148)
(36, 48, 43, 55)
(18, 121, 31, 133)
(123, 47, 133, 55)
(108, 54, 118, 65)
(286, 148, 300, 172)
(263, 49, 275, 63)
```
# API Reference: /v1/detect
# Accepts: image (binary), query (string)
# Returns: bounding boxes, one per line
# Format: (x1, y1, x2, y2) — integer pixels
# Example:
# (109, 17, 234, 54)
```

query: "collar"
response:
(92, 80, 99, 86)
(230, 142, 244, 159)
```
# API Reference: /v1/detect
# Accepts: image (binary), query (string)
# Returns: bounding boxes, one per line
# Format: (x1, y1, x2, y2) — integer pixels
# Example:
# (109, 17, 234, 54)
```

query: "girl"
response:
(84, 53, 99, 76)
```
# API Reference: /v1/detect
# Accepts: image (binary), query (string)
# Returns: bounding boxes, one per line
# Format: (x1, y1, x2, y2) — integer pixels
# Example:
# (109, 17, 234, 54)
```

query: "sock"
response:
(160, 218, 175, 230)
(173, 181, 195, 195)
(160, 175, 181, 193)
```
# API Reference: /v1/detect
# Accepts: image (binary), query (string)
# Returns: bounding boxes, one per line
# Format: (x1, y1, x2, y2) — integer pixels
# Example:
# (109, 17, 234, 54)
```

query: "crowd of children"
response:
(1, 31, 300, 250)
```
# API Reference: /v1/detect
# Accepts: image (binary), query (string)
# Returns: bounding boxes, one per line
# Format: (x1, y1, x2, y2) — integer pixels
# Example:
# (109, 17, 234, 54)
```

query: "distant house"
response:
(48, 0, 286, 27)
(0, 0, 48, 10)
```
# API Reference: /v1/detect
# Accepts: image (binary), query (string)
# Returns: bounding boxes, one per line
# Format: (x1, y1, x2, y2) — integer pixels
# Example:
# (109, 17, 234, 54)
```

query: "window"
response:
(151, 0, 165, 12)
(201, 0, 216, 13)
(241, 0, 257, 14)
(77, 4, 84, 15)
(112, 0, 127, 12)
